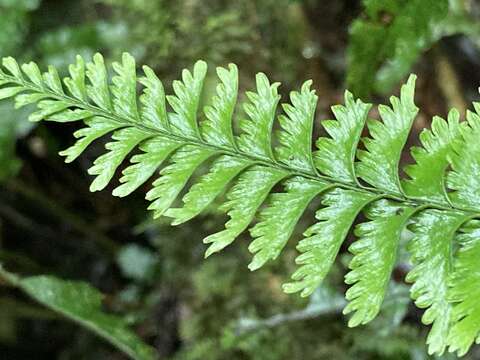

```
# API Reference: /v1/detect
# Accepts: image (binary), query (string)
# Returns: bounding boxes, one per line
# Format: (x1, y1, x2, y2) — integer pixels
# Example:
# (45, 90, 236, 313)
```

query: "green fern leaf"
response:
(59, 117, 123, 163)
(45, 108, 95, 123)
(2, 56, 23, 79)
(275, 80, 317, 172)
(315, 91, 371, 183)
(167, 60, 207, 138)
(284, 189, 378, 297)
(29, 99, 71, 122)
(446, 220, 480, 356)
(43, 65, 64, 94)
(356, 75, 418, 194)
(237, 73, 280, 160)
(146, 145, 215, 218)
(85, 53, 112, 111)
(88, 128, 151, 192)
(21, 61, 43, 87)
(111, 52, 140, 121)
(248, 177, 331, 271)
(139, 65, 169, 131)
(201, 64, 238, 148)
(0, 85, 24, 100)
(447, 104, 480, 210)
(14, 92, 49, 109)
(403, 109, 463, 205)
(344, 200, 416, 327)
(64, 55, 87, 101)
(203, 166, 287, 257)
(113, 137, 181, 197)
(407, 210, 470, 355)
(165, 155, 251, 225)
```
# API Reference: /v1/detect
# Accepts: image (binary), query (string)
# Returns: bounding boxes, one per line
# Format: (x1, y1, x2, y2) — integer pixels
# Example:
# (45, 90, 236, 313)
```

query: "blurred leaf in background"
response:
(102, 0, 308, 87)
(0, 0, 40, 57)
(0, 104, 35, 182)
(347, 0, 480, 97)
(0, 265, 156, 360)
(0, 0, 40, 182)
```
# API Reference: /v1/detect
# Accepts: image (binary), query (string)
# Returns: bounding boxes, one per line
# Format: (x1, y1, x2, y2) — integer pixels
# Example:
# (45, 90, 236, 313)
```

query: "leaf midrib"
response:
(3, 73, 478, 216)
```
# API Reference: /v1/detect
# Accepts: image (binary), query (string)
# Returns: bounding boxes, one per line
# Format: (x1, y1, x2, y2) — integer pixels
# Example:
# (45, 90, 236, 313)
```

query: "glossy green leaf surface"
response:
(248, 177, 330, 271)
(447, 221, 480, 356)
(237, 72, 280, 160)
(356, 75, 418, 194)
(201, 64, 238, 149)
(111, 52, 140, 121)
(167, 60, 207, 138)
(315, 91, 371, 183)
(88, 127, 151, 192)
(284, 188, 377, 297)
(284, 189, 375, 296)
(403, 109, 463, 204)
(59, 116, 123, 163)
(407, 209, 469, 355)
(276, 80, 317, 172)
(139, 65, 169, 131)
(113, 137, 181, 197)
(447, 105, 480, 210)
(165, 155, 251, 225)
(344, 200, 415, 327)
(146, 145, 215, 218)
(85, 53, 112, 110)
(203, 166, 287, 257)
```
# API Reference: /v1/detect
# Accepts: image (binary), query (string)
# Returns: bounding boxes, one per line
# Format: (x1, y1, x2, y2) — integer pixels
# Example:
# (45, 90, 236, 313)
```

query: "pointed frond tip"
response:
(1, 53, 480, 356)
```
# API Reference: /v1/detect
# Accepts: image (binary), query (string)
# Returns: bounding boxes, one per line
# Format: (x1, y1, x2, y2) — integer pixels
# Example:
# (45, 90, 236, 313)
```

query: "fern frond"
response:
(406, 209, 470, 355)
(59, 117, 122, 163)
(447, 104, 480, 209)
(201, 64, 238, 148)
(237, 73, 280, 160)
(447, 220, 480, 355)
(86, 53, 112, 111)
(284, 188, 377, 297)
(356, 75, 418, 194)
(167, 60, 207, 138)
(276, 80, 317, 172)
(165, 155, 250, 225)
(403, 109, 464, 205)
(1, 52, 480, 356)
(138, 65, 169, 131)
(146, 145, 215, 218)
(88, 127, 151, 192)
(203, 166, 287, 257)
(314, 91, 371, 184)
(111, 53, 140, 121)
(113, 138, 181, 197)
(343, 200, 415, 327)
(248, 177, 331, 271)
(64, 55, 87, 101)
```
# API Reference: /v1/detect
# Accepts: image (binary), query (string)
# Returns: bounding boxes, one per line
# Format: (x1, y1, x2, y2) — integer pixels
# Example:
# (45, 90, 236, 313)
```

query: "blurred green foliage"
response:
(0, 0, 40, 57)
(102, 0, 308, 86)
(0, 0, 40, 181)
(347, 0, 480, 97)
